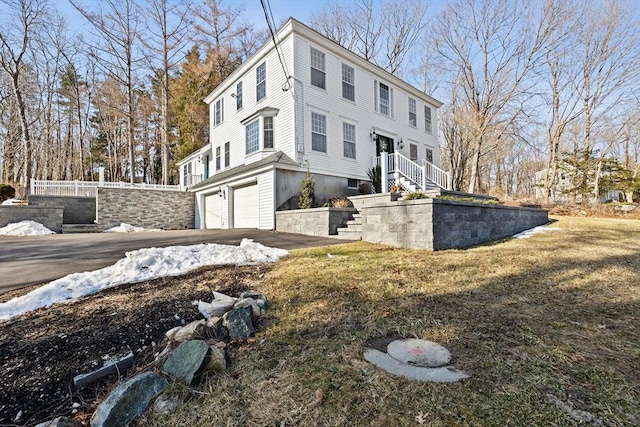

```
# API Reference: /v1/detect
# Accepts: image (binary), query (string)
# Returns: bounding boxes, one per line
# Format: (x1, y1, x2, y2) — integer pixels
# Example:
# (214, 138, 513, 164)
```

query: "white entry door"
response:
(204, 193, 222, 229)
(233, 184, 258, 228)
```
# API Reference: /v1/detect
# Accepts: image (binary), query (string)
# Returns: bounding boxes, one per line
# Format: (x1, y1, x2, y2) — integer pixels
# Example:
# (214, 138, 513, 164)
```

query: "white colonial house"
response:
(177, 18, 449, 230)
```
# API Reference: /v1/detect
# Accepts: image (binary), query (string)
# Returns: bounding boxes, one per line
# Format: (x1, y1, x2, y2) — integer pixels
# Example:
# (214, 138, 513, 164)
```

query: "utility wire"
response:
(259, 0, 292, 91)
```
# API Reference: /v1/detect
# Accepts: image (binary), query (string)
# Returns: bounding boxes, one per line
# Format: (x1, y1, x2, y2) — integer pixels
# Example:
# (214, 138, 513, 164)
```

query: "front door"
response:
(376, 135, 394, 156)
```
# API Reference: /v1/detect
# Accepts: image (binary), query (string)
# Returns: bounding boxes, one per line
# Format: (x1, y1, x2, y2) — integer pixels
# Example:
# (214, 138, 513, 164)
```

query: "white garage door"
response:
(233, 184, 258, 228)
(204, 193, 222, 229)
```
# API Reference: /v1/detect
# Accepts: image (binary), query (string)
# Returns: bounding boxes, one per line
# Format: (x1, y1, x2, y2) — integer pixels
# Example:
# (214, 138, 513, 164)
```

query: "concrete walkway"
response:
(0, 230, 347, 294)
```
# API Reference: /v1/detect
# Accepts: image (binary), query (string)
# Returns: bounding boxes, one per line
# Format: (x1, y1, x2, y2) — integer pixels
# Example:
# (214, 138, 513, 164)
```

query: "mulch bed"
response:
(0, 264, 271, 426)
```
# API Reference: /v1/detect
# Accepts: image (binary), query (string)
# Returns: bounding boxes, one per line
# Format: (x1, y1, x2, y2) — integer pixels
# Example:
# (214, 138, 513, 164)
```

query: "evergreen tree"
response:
(298, 165, 315, 209)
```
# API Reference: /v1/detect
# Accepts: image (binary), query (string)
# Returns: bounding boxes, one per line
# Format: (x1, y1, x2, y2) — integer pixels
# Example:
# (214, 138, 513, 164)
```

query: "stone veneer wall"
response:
(361, 199, 549, 250)
(28, 195, 96, 224)
(275, 207, 357, 236)
(0, 206, 64, 232)
(97, 188, 195, 230)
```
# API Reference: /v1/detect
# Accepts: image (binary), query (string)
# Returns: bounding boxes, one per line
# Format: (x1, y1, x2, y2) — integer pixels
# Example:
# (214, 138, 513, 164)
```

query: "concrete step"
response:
(62, 224, 102, 233)
(346, 219, 362, 226)
(341, 224, 362, 232)
(335, 228, 362, 240)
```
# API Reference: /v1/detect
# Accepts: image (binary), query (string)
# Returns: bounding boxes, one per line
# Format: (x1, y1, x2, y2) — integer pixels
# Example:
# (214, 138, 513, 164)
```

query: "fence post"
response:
(98, 167, 105, 187)
(30, 180, 35, 195)
(380, 151, 388, 193)
(421, 166, 427, 191)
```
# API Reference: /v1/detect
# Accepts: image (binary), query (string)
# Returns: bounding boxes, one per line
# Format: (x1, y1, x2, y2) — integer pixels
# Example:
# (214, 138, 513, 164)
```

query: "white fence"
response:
(30, 179, 181, 197)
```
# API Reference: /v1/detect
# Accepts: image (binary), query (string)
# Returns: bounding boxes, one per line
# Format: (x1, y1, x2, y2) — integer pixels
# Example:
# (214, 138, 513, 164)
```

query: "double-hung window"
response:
(263, 117, 274, 149)
(343, 122, 356, 159)
(408, 98, 417, 127)
(425, 148, 433, 164)
(374, 80, 394, 117)
(409, 143, 418, 161)
(311, 112, 327, 153)
(236, 82, 243, 110)
(216, 146, 221, 171)
(214, 98, 224, 126)
(245, 120, 259, 154)
(256, 62, 266, 101)
(424, 105, 432, 134)
(224, 142, 230, 167)
(310, 47, 326, 89)
(342, 64, 355, 101)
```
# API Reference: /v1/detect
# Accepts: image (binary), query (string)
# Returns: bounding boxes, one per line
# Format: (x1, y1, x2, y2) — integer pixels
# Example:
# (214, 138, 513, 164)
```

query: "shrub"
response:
(366, 166, 381, 193)
(403, 192, 430, 200)
(329, 197, 353, 208)
(0, 184, 15, 202)
(298, 165, 315, 209)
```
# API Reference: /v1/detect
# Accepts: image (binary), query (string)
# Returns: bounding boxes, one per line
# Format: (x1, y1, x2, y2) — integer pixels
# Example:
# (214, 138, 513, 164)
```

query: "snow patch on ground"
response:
(513, 225, 562, 239)
(104, 223, 163, 233)
(0, 239, 288, 321)
(1, 198, 26, 206)
(0, 220, 55, 236)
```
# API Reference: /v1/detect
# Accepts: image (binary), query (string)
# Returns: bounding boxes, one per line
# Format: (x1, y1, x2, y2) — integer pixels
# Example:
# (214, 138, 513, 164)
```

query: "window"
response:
(224, 142, 230, 167)
(256, 62, 266, 101)
(214, 98, 224, 126)
(342, 63, 354, 101)
(310, 47, 326, 89)
(410, 143, 418, 161)
(236, 82, 243, 110)
(343, 122, 356, 159)
(425, 147, 433, 164)
(424, 105, 432, 134)
(204, 155, 210, 178)
(216, 146, 221, 171)
(347, 178, 358, 188)
(311, 112, 327, 152)
(374, 80, 394, 117)
(408, 98, 417, 127)
(246, 120, 259, 154)
(263, 117, 274, 149)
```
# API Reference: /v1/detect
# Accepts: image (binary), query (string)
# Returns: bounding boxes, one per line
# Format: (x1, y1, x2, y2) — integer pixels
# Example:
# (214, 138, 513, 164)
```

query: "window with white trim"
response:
(409, 143, 418, 161)
(224, 142, 230, 167)
(374, 80, 394, 117)
(424, 105, 432, 134)
(236, 82, 243, 110)
(408, 97, 417, 127)
(245, 120, 259, 154)
(342, 63, 354, 101)
(310, 47, 326, 89)
(343, 122, 356, 159)
(263, 116, 274, 149)
(216, 146, 221, 170)
(311, 112, 327, 153)
(425, 147, 433, 164)
(256, 62, 266, 101)
(214, 98, 224, 126)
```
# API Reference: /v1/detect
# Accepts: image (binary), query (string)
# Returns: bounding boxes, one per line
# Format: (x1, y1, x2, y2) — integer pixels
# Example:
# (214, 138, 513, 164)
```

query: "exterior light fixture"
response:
(370, 127, 377, 142)
(398, 138, 404, 149)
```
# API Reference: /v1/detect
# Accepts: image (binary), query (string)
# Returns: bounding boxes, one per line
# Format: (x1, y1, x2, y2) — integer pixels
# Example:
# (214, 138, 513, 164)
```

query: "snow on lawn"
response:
(104, 223, 162, 233)
(0, 220, 55, 236)
(0, 239, 288, 322)
(513, 225, 562, 239)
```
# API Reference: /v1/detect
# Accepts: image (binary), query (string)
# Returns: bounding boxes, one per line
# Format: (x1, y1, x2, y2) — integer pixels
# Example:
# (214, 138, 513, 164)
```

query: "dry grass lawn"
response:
(140, 216, 640, 426)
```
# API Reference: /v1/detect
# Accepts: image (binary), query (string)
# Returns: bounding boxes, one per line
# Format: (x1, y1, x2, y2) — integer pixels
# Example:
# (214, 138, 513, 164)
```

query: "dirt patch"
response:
(0, 264, 271, 426)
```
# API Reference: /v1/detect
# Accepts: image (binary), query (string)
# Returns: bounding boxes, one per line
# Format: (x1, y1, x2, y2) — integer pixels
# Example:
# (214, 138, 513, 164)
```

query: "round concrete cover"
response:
(387, 339, 451, 368)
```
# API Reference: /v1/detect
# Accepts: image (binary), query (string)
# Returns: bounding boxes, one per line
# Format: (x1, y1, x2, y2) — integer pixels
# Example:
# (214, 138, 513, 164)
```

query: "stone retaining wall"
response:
(275, 207, 357, 236)
(28, 195, 96, 224)
(361, 199, 549, 250)
(0, 206, 64, 232)
(97, 188, 195, 230)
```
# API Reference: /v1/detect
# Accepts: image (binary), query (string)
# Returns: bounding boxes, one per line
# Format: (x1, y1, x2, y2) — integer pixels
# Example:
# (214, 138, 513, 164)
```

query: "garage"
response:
(204, 193, 222, 229)
(233, 184, 258, 228)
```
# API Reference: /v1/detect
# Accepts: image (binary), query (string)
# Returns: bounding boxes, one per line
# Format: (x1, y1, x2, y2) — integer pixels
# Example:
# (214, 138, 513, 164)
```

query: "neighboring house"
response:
(178, 17, 446, 230)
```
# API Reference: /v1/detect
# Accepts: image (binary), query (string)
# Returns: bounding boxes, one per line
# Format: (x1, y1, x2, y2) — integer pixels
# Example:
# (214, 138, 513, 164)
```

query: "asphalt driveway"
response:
(0, 230, 347, 294)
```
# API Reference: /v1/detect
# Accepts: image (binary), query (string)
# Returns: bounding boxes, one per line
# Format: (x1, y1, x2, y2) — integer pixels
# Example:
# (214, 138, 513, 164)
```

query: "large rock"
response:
(205, 316, 229, 341)
(90, 372, 168, 427)
(165, 320, 205, 342)
(234, 297, 261, 318)
(223, 306, 255, 341)
(206, 343, 226, 372)
(197, 292, 238, 318)
(162, 340, 209, 385)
